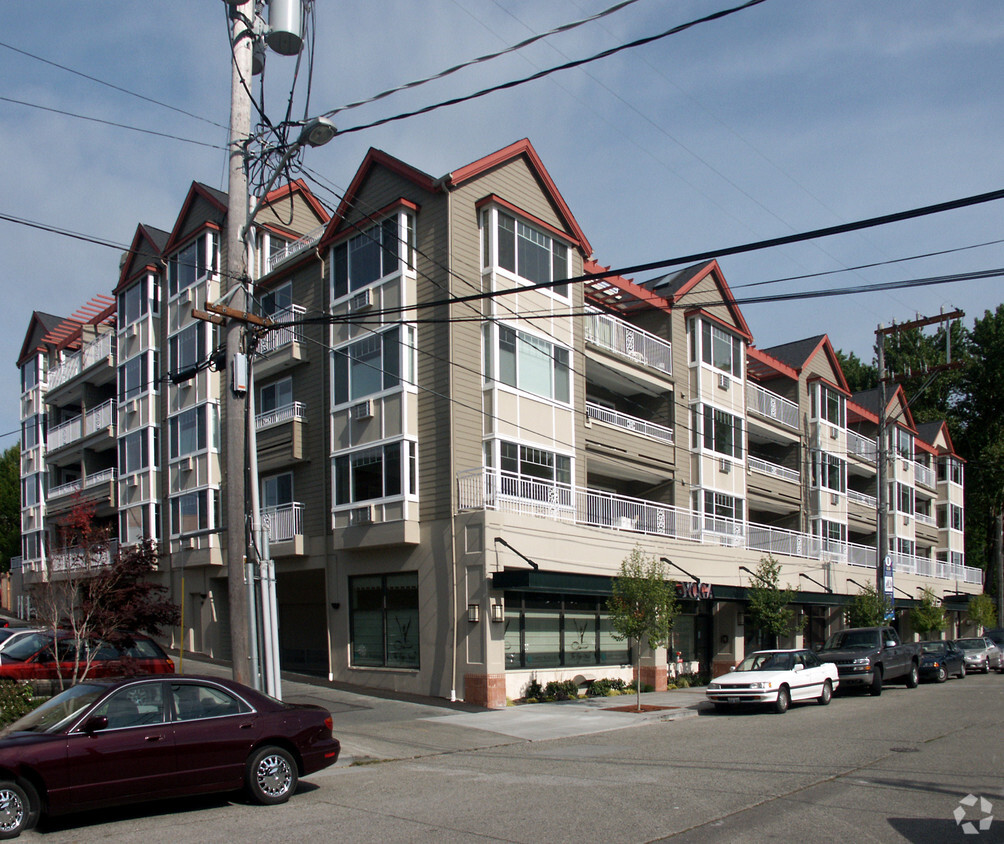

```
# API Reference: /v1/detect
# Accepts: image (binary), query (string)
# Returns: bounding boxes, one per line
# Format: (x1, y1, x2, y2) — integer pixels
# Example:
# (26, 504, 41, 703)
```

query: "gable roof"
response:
(758, 334, 850, 393)
(17, 311, 65, 367)
(114, 223, 170, 293)
(254, 178, 329, 232)
(163, 182, 228, 254)
(851, 385, 917, 432)
(916, 420, 958, 456)
(639, 260, 752, 341)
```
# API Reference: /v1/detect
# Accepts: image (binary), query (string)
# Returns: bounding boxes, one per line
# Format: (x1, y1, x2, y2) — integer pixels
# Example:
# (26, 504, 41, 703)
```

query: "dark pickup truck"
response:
(818, 626, 921, 695)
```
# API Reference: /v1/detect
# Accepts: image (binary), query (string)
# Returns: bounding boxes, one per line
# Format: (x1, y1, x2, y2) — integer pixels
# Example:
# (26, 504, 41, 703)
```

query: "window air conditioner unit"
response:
(903, 515, 910, 526)
(351, 400, 373, 420)
(718, 372, 729, 391)
(830, 425, 838, 439)
(830, 492, 839, 506)
(125, 475, 139, 487)
(349, 505, 373, 525)
(719, 458, 731, 474)
(180, 456, 195, 472)
(348, 289, 373, 312)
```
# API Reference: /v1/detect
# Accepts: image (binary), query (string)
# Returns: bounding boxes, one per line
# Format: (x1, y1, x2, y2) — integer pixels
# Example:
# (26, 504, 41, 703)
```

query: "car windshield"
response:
(921, 642, 948, 654)
(0, 683, 106, 736)
(824, 631, 879, 650)
(955, 639, 985, 649)
(737, 652, 794, 672)
(0, 632, 51, 662)
(0, 629, 17, 644)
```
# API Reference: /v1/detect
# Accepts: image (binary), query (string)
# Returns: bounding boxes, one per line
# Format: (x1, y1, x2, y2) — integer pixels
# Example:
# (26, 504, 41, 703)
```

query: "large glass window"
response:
(170, 489, 216, 536)
(503, 593, 629, 669)
(332, 217, 400, 300)
(21, 475, 39, 508)
(118, 352, 154, 402)
(895, 482, 914, 515)
(495, 326, 570, 403)
(118, 276, 158, 327)
(261, 472, 293, 509)
(812, 385, 845, 427)
(490, 212, 570, 298)
(168, 323, 205, 376)
(701, 321, 742, 377)
(702, 405, 743, 459)
(332, 327, 412, 405)
(21, 416, 39, 451)
(950, 504, 963, 532)
(120, 505, 156, 545)
(812, 451, 846, 493)
(895, 427, 913, 460)
(168, 232, 217, 298)
(259, 377, 293, 413)
(21, 358, 39, 393)
(334, 442, 409, 505)
(703, 491, 741, 525)
(495, 441, 572, 505)
(169, 404, 216, 459)
(350, 573, 419, 669)
(119, 429, 150, 475)
(260, 281, 292, 318)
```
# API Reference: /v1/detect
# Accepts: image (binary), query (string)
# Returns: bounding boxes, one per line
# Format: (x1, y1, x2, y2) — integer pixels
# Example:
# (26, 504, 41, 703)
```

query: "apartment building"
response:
(15, 141, 981, 707)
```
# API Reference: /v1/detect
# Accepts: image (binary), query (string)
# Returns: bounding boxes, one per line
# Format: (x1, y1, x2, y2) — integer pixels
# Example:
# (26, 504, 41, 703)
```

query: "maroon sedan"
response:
(0, 675, 340, 838)
(0, 632, 175, 682)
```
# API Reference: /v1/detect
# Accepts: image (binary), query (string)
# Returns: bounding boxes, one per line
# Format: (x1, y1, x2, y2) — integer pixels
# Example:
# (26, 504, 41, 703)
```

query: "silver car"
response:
(954, 637, 1003, 673)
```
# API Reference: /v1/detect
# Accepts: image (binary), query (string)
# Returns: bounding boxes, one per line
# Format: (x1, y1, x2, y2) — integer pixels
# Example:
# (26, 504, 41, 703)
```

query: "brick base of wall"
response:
(464, 672, 507, 709)
(637, 665, 668, 692)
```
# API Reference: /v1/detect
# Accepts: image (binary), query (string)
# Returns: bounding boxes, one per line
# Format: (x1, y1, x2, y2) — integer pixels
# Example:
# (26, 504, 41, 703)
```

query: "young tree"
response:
(607, 548, 678, 711)
(966, 593, 998, 634)
(744, 555, 798, 649)
(845, 584, 886, 628)
(0, 445, 20, 573)
(911, 587, 946, 638)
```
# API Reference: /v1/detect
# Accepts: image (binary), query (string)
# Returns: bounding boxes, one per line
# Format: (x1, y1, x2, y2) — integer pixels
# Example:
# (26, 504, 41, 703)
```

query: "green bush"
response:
(523, 678, 544, 702)
(543, 680, 580, 701)
(626, 679, 654, 694)
(587, 678, 614, 697)
(0, 680, 37, 727)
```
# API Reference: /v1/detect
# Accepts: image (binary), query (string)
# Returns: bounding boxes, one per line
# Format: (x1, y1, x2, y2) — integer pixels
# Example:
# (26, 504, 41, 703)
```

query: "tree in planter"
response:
(744, 555, 799, 649)
(846, 583, 887, 628)
(966, 593, 998, 634)
(607, 548, 679, 712)
(911, 587, 946, 638)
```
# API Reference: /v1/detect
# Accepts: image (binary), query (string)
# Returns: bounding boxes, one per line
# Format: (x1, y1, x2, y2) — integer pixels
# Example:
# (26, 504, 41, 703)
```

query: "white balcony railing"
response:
(584, 311, 672, 376)
(915, 511, 936, 527)
(914, 460, 936, 490)
(259, 304, 306, 355)
(261, 502, 304, 543)
(746, 383, 799, 431)
(84, 399, 115, 436)
(847, 489, 877, 508)
(457, 467, 984, 586)
(846, 430, 878, 464)
(85, 467, 116, 488)
(266, 225, 325, 274)
(47, 332, 114, 390)
(47, 415, 83, 451)
(47, 539, 118, 574)
(748, 455, 799, 484)
(48, 479, 83, 499)
(256, 401, 307, 430)
(586, 401, 674, 444)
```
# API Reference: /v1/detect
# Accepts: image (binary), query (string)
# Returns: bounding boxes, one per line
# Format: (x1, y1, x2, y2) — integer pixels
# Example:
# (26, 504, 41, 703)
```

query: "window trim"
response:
(481, 205, 572, 300)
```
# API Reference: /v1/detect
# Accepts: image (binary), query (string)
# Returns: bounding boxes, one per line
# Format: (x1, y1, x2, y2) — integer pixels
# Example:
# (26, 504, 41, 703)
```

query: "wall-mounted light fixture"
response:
(467, 603, 480, 623)
(490, 602, 504, 623)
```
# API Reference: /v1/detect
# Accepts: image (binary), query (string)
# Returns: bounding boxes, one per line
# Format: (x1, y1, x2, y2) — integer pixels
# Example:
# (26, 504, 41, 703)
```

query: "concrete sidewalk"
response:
(176, 654, 708, 765)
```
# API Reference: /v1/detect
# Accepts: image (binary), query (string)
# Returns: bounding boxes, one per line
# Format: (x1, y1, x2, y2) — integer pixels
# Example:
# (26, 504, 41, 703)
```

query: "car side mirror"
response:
(728, 666, 736, 672)
(885, 640, 896, 648)
(812, 643, 822, 652)
(792, 664, 804, 672)
(80, 715, 108, 734)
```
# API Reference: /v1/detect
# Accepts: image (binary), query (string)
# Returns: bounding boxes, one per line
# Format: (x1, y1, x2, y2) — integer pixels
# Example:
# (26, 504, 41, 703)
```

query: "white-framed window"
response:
(700, 321, 742, 377)
(21, 415, 40, 451)
(698, 404, 743, 459)
(332, 326, 415, 406)
(894, 482, 914, 515)
(262, 472, 294, 509)
(482, 208, 571, 298)
(168, 232, 218, 298)
(703, 491, 742, 523)
(118, 351, 157, 402)
(938, 457, 963, 485)
(120, 504, 157, 545)
(21, 475, 39, 508)
(950, 504, 963, 532)
(894, 427, 913, 460)
(333, 440, 416, 506)
(20, 357, 40, 394)
(488, 324, 570, 404)
(332, 213, 412, 300)
(168, 322, 207, 377)
(118, 429, 153, 476)
(260, 377, 293, 413)
(118, 274, 159, 327)
(897, 538, 915, 556)
(170, 488, 217, 536)
(813, 519, 847, 543)
(812, 384, 845, 427)
(168, 404, 217, 459)
(260, 281, 292, 318)
(811, 451, 846, 493)
(950, 550, 964, 567)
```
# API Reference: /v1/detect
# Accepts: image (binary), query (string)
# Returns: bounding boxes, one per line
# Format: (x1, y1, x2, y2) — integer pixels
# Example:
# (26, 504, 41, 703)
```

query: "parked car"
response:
(984, 629, 1004, 663)
(0, 629, 42, 655)
(954, 637, 1003, 673)
(0, 632, 174, 683)
(706, 648, 840, 714)
(0, 674, 341, 838)
(918, 641, 966, 682)
(817, 626, 921, 695)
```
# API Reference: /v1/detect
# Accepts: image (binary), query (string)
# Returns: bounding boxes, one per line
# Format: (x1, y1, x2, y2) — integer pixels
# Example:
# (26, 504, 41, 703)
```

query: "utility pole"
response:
(224, 2, 254, 686)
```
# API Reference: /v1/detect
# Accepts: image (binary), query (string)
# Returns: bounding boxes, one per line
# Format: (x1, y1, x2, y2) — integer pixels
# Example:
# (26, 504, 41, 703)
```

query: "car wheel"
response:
(958, 663, 966, 679)
(936, 666, 947, 683)
(246, 746, 298, 806)
(817, 679, 832, 706)
(905, 663, 919, 689)
(0, 780, 37, 840)
(870, 668, 883, 696)
(773, 686, 790, 714)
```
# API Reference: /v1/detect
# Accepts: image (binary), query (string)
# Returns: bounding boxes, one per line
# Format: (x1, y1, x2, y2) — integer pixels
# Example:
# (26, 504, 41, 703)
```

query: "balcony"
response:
(846, 430, 878, 464)
(259, 305, 306, 356)
(47, 332, 115, 391)
(47, 539, 119, 576)
(584, 311, 671, 376)
(457, 467, 984, 586)
(746, 383, 799, 431)
(267, 225, 325, 274)
(45, 399, 116, 455)
(913, 460, 936, 490)
(586, 401, 673, 444)
(748, 456, 799, 484)
(256, 401, 307, 430)
(847, 489, 877, 508)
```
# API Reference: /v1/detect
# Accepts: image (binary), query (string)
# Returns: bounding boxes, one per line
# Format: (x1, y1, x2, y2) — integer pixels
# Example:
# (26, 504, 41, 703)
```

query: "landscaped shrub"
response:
(543, 679, 580, 701)
(0, 680, 37, 727)
(587, 678, 614, 697)
(626, 679, 654, 694)
(523, 678, 544, 702)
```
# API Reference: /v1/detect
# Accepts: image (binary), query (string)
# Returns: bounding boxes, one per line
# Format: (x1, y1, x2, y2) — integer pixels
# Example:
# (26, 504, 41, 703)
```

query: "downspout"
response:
(447, 183, 458, 702)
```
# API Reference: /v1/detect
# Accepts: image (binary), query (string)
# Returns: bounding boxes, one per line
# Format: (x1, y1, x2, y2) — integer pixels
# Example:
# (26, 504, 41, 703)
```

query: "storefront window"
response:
(350, 573, 419, 669)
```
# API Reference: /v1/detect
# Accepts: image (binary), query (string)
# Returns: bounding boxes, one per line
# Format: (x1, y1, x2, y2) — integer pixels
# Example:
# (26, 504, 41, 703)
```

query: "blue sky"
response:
(2, 0, 1003, 443)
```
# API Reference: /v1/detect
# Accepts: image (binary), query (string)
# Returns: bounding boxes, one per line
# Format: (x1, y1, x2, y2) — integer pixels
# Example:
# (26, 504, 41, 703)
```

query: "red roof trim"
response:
(847, 400, 878, 425)
(164, 183, 228, 254)
(476, 194, 581, 248)
(805, 373, 851, 398)
(114, 224, 164, 293)
(261, 178, 329, 224)
(325, 198, 421, 246)
(684, 306, 754, 344)
(747, 346, 799, 381)
(670, 260, 753, 342)
(582, 259, 672, 314)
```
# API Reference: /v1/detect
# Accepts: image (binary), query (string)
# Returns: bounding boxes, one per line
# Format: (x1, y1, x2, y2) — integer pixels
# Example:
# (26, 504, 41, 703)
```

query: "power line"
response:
(330, 0, 769, 136)
(0, 96, 228, 150)
(0, 212, 129, 252)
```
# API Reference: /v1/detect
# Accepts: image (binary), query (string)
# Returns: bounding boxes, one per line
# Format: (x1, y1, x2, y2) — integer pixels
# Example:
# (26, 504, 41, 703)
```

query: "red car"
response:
(0, 632, 174, 682)
(0, 674, 341, 837)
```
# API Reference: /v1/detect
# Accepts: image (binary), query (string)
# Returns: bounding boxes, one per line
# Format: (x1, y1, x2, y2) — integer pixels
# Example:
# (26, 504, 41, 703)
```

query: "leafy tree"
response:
(0, 444, 20, 573)
(607, 548, 678, 711)
(910, 587, 946, 638)
(744, 555, 798, 648)
(845, 583, 886, 628)
(834, 349, 876, 393)
(966, 593, 998, 634)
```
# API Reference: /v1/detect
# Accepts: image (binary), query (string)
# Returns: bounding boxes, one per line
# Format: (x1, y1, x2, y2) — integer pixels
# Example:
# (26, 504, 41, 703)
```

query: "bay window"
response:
(812, 451, 846, 493)
(332, 326, 414, 405)
(494, 325, 570, 403)
(118, 351, 156, 402)
(484, 209, 570, 298)
(118, 275, 159, 327)
(701, 405, 743, 459)
(119, 429, 151, 475)
(260, 377, 293, 413)
(169, 404, 217, 459)
(332, 215, 407, 300)
(170, 488, 216, 536)
(494, 440, 571, 504)
(168, 232, 217, 298)
(812, 384, 845, 427)
(701, 321, 742, 377)
(168, 323, 206, 376)
(334, 441, 416, 506)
